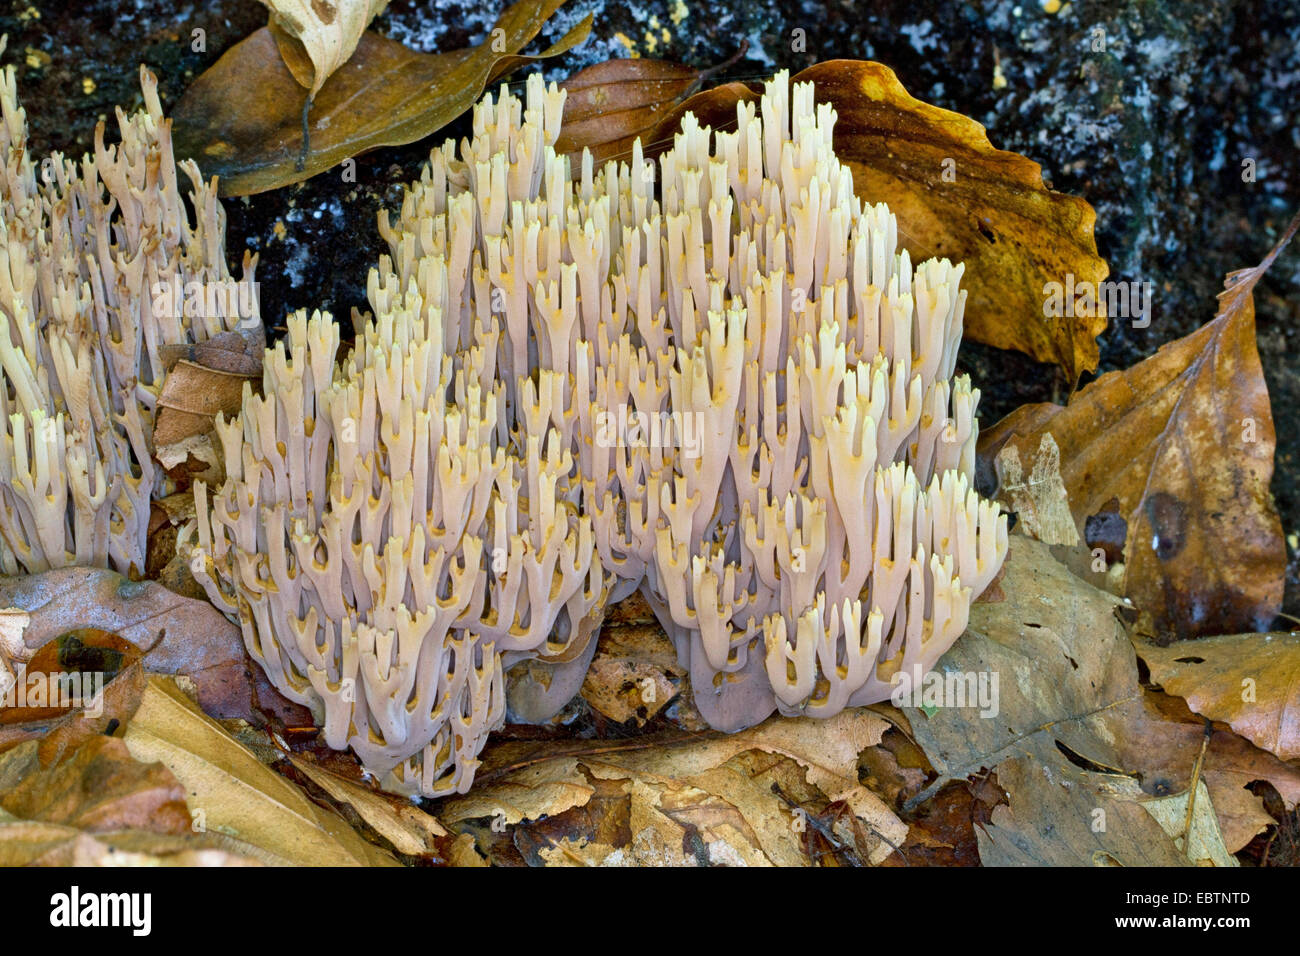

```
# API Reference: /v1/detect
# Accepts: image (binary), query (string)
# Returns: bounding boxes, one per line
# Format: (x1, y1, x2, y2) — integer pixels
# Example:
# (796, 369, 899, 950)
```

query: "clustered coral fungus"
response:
(0, 62, 257, 576)
(188, 70, 1007, 797)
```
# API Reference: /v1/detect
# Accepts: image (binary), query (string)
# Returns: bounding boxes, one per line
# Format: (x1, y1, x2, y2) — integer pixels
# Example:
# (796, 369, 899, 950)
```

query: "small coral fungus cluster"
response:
(0, 63, 257, 576)
(184, 71, 1007, 797)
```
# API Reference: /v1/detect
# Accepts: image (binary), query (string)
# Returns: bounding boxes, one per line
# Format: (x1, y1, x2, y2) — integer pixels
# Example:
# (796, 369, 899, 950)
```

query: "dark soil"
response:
(4, 0, 1298, 617)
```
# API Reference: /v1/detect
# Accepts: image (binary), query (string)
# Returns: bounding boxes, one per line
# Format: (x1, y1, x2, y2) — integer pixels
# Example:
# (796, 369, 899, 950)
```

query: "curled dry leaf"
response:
(262, 0, 389, 97)
(1136, 631, 1300, 761)
(644, 60, 1109, 377)
(978, 211, 1296, 640)
(35, 660, 148, 768)
(154, 360, 256, 480)
(0, 630, 140, 724)
(173, 0, 593, 195)
(155, 326, 265, 480)
(157, 326, 265, 378)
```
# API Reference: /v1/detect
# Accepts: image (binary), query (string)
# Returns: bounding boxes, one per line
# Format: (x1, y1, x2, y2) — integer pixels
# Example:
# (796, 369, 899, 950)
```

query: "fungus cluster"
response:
(0, 65, 257, 575)
(189, 71, 1007, 796)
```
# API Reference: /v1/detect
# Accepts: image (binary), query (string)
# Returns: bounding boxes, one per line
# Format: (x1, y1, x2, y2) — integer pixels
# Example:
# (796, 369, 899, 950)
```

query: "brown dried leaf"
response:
(36, 660, 148, 768)
(0, 811, 267, 866)
(443, 709, 902, 865)
(978, 213, 1297, 640)
(977, 756, 1192, 867)
(1116, 690, 1299, 853)
(911, 536, 1300, 856)
(157, 327, 265, 377)
(438, 755, 594, 828)
(0, 568, 251, 721)
(555, 58, 711, 167)
(287, 752, 448, 856)
(509, 774, 631, 865)
(1136, 631, 1300, 761)
(580, 615, 684, 725)
(173, 0, 592, 196)
(154, 359, 254, 448)
(1, 735, 192, 835)
(646, 60, 1109, 377)
(123, 677, 398, 866)
(0, 629, 140, 724)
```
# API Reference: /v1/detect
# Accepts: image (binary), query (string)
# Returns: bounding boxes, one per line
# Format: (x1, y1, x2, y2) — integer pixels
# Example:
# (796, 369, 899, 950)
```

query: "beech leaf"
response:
(173, 0, 592, 196)
(978, 211, 1297, 639)
(1136, 631, 1300, 761)
(554, 56, 739, 167)
(122, 676, 399, 866)
(907, 536, 1300, 854)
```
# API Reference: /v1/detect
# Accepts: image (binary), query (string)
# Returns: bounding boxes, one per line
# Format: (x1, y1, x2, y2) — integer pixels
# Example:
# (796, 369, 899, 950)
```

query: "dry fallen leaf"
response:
(899, 536, 1140, 790)
(1, 735, 192, 835)
(979, 211, 1297, 640)
(994, 432, 1079, 546)
(261, 0, 389, 97)
(0, 681, 271, 866)
(442, 709, 903, 866)
(34, 660, 148, 767)
(154, 359, 256, 482)
(0, 810, 264, 867)
(977, 756, 1192, 866)
(906, 536, 1300, 857)
(174, 0, 592, 195)
(1141, 780, 1238, 867)
(0, 629, 140, 724)
(555, 57, 724, 167)
(1116, 689, 1300, 854)
(1136, 631, 1300, 761)
(287, 752, 448, 856)
(122, 676, 398, 866)
(154, 320, 264, 485)
(439, 755, 595, 829)
(510, 774, 632, 865)
(0, 568, 251, 721)
(580, 612, 684, 725)
(646, 60, 1109, 377)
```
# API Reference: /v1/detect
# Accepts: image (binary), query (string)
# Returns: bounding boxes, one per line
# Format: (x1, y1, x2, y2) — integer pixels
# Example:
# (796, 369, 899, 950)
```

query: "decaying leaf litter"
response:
(0, 0, 1296, 867)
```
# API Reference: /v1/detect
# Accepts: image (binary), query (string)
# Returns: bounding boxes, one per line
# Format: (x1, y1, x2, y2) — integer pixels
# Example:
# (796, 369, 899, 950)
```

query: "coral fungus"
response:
(189, 70, 1006, 796)
(0, 63, 256, 575)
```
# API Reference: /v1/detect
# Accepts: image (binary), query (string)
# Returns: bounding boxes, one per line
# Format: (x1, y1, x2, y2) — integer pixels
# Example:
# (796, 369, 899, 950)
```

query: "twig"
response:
(1177, 717, 1212, 854)
(297, 95, 313, 172)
